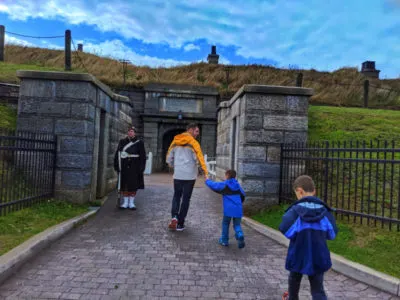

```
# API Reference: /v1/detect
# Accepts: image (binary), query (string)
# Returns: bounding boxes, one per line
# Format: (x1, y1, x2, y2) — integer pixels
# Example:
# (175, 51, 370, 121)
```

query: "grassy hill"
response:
(1, 45, 400, 108)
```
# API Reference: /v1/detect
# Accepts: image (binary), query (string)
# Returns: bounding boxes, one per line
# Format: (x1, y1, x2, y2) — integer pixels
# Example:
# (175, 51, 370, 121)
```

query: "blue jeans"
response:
(220, 216, 243, 243)
(288, 271, 327, 300)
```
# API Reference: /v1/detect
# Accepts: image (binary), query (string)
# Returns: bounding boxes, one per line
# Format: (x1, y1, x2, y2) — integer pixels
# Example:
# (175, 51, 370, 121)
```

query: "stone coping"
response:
(242, 217, 400, 296)
(219, 84, 314, 109)
(0, 208, 99, 286)
(144, 83, 219, 96)
(0, 83, 20, 87)
(16, 70, 131, 105)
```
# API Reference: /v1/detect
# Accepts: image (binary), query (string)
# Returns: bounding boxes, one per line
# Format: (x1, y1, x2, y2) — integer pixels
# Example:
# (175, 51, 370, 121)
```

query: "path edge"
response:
(0, 208, 99, 286)
(242, 216, 400, 296)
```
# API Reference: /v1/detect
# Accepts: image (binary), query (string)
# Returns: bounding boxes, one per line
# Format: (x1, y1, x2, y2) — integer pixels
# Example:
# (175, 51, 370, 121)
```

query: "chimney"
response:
(207, 45, 219, 64)
(77, 43, 83, 52)
(361, 61, 380, 79)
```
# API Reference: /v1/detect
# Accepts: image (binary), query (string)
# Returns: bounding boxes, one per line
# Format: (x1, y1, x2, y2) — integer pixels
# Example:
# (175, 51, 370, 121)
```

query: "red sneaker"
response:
(168, 218, 178, 230)
(282, 291, 289, 300)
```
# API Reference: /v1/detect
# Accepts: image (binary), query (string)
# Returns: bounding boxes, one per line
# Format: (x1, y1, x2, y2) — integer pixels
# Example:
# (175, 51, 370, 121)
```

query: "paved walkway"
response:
(1, 174, 399, 299)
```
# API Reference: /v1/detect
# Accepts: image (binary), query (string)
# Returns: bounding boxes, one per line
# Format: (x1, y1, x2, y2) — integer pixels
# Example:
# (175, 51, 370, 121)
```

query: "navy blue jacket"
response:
(279, 196, 338, 275)
(205, 178, 245, 218)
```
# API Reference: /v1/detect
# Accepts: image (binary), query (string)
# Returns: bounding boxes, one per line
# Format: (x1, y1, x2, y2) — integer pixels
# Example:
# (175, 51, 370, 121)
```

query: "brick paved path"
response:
(1, 175, 399, 299)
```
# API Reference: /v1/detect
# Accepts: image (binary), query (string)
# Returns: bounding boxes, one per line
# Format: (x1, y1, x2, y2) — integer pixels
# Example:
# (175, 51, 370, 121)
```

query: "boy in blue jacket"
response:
(279, 175, 338, 300)
(205, 169, 246, 248)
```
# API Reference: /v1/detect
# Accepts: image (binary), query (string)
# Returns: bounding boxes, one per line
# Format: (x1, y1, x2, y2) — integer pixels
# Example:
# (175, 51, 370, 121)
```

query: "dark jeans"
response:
(221, 216, 243, 243)
(171, 179, 196, 225)
(288, 271, 327, 300)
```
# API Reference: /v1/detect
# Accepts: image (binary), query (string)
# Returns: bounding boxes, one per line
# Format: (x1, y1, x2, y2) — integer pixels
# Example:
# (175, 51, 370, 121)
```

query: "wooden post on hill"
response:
(65, 29, 71, 71)
(296, 73, 303, 87)
(364, 79, 369, 108)
(0, 25, 5, 62)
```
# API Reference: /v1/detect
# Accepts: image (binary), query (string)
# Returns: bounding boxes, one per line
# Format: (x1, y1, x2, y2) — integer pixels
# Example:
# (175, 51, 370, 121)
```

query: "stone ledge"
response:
(0, 208, 99, 286)
(16, 70, 130, 105)
(220, 84, 314, 109)
(242, 217, 400, 297)
(144, 83, 219, 96)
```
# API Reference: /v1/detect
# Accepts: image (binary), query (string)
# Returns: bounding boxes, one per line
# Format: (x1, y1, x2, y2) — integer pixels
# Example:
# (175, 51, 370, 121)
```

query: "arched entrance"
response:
(162, 128, 186, 171)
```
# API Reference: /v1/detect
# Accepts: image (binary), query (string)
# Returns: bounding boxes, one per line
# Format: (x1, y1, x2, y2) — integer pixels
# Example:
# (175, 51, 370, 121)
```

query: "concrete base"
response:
(242, 217, 400, 296)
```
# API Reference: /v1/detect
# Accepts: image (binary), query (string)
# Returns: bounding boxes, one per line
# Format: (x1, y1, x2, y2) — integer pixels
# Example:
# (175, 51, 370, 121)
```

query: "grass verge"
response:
(0, 105, 17, 130)
(251, 204, 400, 279)
(0, 199, 89, 255)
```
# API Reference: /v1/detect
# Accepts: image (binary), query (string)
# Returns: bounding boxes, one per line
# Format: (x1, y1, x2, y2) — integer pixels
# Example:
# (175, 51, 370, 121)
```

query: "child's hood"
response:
(291, 196, 330, 222)
(225, 178, 242, 192)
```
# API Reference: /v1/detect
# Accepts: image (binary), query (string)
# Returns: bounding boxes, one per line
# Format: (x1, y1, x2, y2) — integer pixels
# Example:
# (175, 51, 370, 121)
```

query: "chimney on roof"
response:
(207, 45, 219, 64)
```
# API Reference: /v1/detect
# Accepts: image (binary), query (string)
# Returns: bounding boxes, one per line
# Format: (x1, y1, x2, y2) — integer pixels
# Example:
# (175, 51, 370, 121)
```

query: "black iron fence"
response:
(0, 130, 56, 216)
(279, 141, 400, 230)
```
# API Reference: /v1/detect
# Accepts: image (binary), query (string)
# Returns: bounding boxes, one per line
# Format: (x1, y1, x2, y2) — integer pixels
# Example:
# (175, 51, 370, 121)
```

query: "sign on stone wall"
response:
(159, 97, 202, 113)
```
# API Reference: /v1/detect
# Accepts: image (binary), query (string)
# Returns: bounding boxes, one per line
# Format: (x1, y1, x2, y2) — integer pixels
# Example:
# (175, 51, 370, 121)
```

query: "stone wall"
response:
(16, 71, 133, 203)
(217, 84, 313, 215)
(0, 83, 19, 108)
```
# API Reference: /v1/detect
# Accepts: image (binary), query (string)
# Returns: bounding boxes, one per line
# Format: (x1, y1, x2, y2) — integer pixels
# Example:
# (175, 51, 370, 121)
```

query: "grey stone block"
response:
(246, 95, 286, 112)
(20, 79, 56, 98)
(57, 154, 93, 169)
(71, 103, 95, 120)
(263, 116, 308, 131)
(238, 162, 280, 178)
(54, 188, 92, 204)
(245, 130, 284, 143)
(62, 171, 91, 188)
(267, 146, 281, 163)
(55, 120, 89, 135)
(286, 96, 308, 115)
(241, 179, 264, 194)
(55, 81, 93, 101)
(239, 146, 266, 160)
(244, 114, 263, 130)
(284, 131, 308, 144)
(39, 102, 71, 117)
(265, 180, 280, 194)
(18, 96, 41, 114)
(59, 137, 88, 153)
(17, 117, 54, 133)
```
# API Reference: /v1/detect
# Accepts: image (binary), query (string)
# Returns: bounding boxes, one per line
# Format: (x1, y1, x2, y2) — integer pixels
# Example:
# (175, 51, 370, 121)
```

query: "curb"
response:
(242, 216, 400, 296)
(0, 208, 99, 286)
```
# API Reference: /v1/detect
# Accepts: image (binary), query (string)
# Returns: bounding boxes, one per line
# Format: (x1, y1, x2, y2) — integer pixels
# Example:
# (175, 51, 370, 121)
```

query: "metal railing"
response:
(0, 130, 57, 216)
(280, 141, 400, 230)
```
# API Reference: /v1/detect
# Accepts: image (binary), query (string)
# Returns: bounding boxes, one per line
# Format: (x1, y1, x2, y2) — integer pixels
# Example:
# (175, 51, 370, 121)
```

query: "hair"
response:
(186, 123, 198, 131)
(128, 126, 137, 133)
(293, 175, 315, 193)
(225, 169, 237, 179)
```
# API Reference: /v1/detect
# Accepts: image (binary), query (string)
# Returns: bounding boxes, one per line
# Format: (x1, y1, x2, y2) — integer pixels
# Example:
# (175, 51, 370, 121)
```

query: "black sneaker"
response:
(176, 224, 185, 231)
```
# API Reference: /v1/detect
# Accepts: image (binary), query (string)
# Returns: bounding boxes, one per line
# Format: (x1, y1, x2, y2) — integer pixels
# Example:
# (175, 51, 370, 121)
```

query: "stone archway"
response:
(161, 128, 186, 170)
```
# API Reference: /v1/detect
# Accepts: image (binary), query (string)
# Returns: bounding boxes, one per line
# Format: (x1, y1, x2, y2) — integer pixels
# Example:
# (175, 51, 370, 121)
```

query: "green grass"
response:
(309, 106, 400, 141)
(0, 62, 68, 84)
(0, 105, 17, 130)
(0, 200, 89, 255)
(252, 204, 400, 278)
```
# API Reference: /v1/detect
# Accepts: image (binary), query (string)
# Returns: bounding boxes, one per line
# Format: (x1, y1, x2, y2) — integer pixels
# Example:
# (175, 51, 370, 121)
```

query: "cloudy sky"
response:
(1, 0, 399, 78)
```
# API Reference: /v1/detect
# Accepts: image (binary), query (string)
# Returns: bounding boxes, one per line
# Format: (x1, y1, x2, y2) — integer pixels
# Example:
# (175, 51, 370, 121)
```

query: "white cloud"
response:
(78, 39, 191, 67)
(1, 0, 399, 77)
(183, 43, 200, 52)
(4, 34, 36, 47)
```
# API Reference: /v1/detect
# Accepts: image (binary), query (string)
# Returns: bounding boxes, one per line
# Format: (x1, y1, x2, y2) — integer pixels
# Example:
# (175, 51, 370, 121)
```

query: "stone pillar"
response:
(216, 85, 313, 214)
(16, 71, 131, 203)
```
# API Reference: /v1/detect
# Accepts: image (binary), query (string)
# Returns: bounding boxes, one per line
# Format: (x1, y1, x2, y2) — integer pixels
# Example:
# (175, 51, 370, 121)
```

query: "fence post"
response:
(323, 141, 329, 203)
(296, 73, 303, 87)
(278, 143, 284, 204)
(65, 29, 71, 71)
(363, 79, 369, 108)
(0, 25, 5, 62)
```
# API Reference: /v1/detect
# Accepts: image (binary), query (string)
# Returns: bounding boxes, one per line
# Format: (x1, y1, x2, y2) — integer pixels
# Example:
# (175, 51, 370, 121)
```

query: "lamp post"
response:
(177, 110, 183, 120)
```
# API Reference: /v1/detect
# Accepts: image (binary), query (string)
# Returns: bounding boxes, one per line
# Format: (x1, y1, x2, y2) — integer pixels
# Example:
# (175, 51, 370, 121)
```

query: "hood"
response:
(289, 196, 330, 222)
(171, 132, 194, 146)
(225, 178, 241, 191)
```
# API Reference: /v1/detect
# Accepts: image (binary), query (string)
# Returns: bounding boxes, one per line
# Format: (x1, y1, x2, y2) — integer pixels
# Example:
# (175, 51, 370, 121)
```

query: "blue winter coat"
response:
(279, 196, 338, 275)
(205, 178, 245, 218)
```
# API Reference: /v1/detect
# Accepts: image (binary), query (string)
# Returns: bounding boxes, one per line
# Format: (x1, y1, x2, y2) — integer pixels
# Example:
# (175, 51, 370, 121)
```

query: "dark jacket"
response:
(205, 178, 245, 218)
(114, 137, 146, 192)
(278, 196, 338, 275)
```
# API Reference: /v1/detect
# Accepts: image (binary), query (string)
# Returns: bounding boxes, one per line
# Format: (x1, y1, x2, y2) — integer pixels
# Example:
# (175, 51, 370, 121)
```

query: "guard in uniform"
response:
(114, 126, 146, 209)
